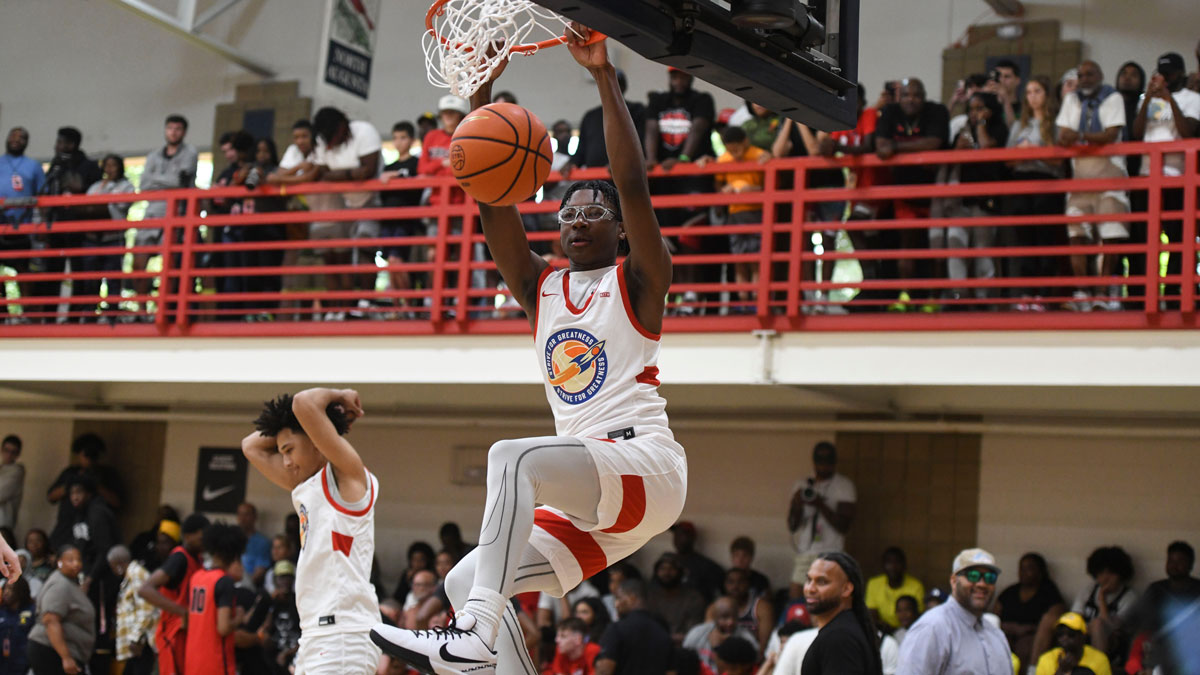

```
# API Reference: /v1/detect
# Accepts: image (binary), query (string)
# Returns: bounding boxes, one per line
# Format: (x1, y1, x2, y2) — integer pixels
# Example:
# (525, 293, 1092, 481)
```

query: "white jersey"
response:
(290, 463, 380, 638)
(534, 263, 671, 439)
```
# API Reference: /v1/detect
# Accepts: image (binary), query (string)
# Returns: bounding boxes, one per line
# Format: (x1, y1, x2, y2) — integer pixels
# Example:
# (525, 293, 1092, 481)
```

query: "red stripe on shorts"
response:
(601, 475, 647, 534)
(534, 510, 608, 580)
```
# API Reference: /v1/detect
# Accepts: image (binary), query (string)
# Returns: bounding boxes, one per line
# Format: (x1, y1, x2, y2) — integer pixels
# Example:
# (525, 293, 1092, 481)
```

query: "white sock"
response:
(459, 587, 506, 648)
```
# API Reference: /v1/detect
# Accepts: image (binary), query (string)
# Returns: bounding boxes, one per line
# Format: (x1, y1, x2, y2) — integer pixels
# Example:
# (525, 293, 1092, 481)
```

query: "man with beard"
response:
(896, 548, 1010, 675)
(646, 552, 707, 645)
(682, 596, 759, 674)
(799, 552, 881, 675)
(1033, 612, 1111, 675)
(0, 127, 45, 314)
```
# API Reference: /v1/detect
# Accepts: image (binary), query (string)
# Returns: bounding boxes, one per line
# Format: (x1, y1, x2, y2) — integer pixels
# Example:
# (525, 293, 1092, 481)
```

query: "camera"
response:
(801, 478, 816, 502)
(244, 167, 263, 190)
(990, 69, 1001, 83)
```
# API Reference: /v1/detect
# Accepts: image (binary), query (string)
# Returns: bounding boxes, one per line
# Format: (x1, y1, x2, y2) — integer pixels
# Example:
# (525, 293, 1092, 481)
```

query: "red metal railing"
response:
(0, 140, 1196, 337)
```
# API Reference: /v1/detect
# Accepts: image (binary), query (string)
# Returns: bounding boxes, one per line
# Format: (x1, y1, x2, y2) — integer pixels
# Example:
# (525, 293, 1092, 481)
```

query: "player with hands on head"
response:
(242, 387, 381, 675)
(370, 22, 687, 675)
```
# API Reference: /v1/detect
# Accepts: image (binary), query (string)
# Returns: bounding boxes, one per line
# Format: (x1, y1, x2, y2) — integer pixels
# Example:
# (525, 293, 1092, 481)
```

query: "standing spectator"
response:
(547, 617, 602, 675)
(0, 577, 35, 675)
(708, 125, 770, 311)
(949, 74, 991, 141)
(0, 127, 45, 317)
(684, 595, 760, 674)
(416, 112, 438, 142)
(380, 121, 424, 314)
(572, 69, 647, 170)
(242, 138, 288, 318)
(26, 529, 55, 582)
(596, 579, 674, 675)
(27, 545, 95, 675)
(923, 587, 947, 610)
(312, 107, 383, 318)
(722, 566, 774, 654)
(237, 502, 272, 587)
(728, 536, 771, 596)
(896, 548, 1010, 675)
(671, 521, 726, 604)
(1072, 546, 1138, 666)
(47, 431, 124, 545)
(799, 552, 881, 675)
(1056, 60, 1129, 312)
(864, 547, 925, 632)
(185, 523, 246, 675)
(134, 115, 198, 313)
(875, 78, 950, 309)
(646, 552, 707, 645)
(1033, 612, 1111, 675)
(128, 506, 180, 568)
(1131, 52, 1200, 310)
(0, 435, 23, 529)
(787, 442, 857, 600)
(115, 538, 161, 675)
(391, 540, 435, 605)
(210, 130, 258, 317)
(139, 513, 209, 675)
(268, 119, 321, 321)
(80, 155, 134, 320)
(1003, 76, 1064, 309)
(534, 119, 577, 257)
(87, 544, 130, 675)
(61, 475, 121, 581)
(995, 552, 1065, 672)
(984, 59, 1023, 126)
(742, 102, 782, 152)
(1115, 61, 1147, 176)
(417, 95, 470, 316)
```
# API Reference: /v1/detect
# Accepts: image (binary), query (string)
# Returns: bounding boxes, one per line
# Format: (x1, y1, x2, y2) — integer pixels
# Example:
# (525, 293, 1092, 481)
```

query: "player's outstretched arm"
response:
(566, 24, 671, 332)
(242, 431, 299, 491)
(292, 388, 368, 503)
(467, 57, 550, 321)
(0, 536, 20, 583)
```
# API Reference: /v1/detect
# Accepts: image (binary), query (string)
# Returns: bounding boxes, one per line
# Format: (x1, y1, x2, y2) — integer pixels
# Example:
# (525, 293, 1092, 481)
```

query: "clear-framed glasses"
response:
(557, 204, 617, 224)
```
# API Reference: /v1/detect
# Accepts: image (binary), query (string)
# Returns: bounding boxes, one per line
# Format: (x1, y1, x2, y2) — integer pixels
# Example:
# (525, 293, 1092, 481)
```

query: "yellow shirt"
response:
(1035, 645, 1112, 675)
(715, 146, 766, 214)
(864, 573, 925, 628)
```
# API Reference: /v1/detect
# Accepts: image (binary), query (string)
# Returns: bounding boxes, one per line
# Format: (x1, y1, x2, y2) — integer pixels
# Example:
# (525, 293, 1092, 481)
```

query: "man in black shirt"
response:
(671, 521, 725, 604)
(573, 69, 647, 170)
(597, 579, 674, 675)
(380, 121, 424, 313)
(801, 552, 881, 675)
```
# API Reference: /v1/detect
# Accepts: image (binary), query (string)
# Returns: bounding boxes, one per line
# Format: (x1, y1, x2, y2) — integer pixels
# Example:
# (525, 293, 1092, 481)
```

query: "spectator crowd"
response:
(1, 42, 1199, 323)
(1, 433, 1196, 674)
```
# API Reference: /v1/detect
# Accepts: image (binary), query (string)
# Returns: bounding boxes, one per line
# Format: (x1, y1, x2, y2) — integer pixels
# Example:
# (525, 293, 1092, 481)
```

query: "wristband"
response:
(677, 154, 690, 162)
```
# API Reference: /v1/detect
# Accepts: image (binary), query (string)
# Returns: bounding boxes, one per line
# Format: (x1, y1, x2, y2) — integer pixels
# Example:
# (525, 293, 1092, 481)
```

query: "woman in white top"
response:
(80, 154, 134, 320)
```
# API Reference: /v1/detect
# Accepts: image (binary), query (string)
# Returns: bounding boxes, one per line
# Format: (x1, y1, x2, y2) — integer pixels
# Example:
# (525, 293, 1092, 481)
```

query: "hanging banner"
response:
(193, 447, 248, 514)
(324, 0, 381, 99)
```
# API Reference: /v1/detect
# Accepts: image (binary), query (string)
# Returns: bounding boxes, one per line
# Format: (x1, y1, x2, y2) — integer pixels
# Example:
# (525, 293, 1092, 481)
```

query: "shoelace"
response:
(417, 624, 469, 640)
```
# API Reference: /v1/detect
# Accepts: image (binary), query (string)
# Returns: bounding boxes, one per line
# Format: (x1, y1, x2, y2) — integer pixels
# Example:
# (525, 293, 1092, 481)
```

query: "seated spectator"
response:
(1072, 545, 1138, 667)
(264, 560, 300, 673)
(546, 617, 601, 675)
(262, 534, 294, 595)
(493, 90, 518, 104)
(572, 595, 611, 645)
(538, 578, 601, 635)
(601, 561, 641, 621)
(1003, 75, 1065, 309)
(923, 587, 947, 610)
(891, 595, 918, 645)
(237, 502, 272, 587)
(683, 596, 760, 674)
(1130, 52, 1200, 310)
(720, 566, 774, 655)
(705, 126, 769, 311)
(0, 434, 23, 530)
(1133, 540, 1200, 673)
(285, 513, 301, 559)
(1034, 612, 1111, 675)
(25, 528, 54, 582)
(994, 552, 1065, 672)
(392, 540, 435, 605)
(380, 121, 424, 316)
(28, 545, 95, 675)
(87, 544, 130, 674)
(764, 603, 810, 663)
(437, 522, 473, 563)
(115, 540, 160, 675)
(715, 635, 759, 675)
(647, 551, 707, 645)
(13, 548, 44, 598)
(759, 618, 816, 675)
(672, 521, 726, 604)
(865, 546, 925, 632)
(232, 580, 272, 675)
(875, 78, 950, 309)
(1056, 60, 1129, 312)
(0, 577, 35, 675)
(728, 536, 771, 596)
(48, 432, 124, 546)
(404, 569, 445, 630)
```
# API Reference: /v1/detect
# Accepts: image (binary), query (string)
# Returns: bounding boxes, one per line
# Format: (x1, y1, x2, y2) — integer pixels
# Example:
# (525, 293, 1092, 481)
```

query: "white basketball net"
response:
(423, 0, 577, 98)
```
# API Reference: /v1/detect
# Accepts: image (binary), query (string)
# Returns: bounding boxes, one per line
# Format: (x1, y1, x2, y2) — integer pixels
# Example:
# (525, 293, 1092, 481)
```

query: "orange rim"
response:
(425, 0, 605, 54)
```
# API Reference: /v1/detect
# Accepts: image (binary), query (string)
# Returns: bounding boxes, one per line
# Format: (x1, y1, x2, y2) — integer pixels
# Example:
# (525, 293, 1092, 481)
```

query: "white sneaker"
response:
(370, 619, 497, 675)
(1065, 290, 1092, 312)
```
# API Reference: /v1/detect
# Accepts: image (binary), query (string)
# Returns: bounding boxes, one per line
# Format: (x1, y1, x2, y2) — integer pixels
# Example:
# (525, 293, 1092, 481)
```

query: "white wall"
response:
(3, 1, 1195, 158)
(5, 418, 73, 541)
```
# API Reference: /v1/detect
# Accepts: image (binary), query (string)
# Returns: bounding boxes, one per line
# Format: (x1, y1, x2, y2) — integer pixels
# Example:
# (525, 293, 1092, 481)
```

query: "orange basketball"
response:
(450, 102, 553, 206)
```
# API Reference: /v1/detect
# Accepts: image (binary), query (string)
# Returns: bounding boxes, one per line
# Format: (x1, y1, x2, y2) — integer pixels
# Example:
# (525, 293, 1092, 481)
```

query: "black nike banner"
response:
(194, 447, 249, 514)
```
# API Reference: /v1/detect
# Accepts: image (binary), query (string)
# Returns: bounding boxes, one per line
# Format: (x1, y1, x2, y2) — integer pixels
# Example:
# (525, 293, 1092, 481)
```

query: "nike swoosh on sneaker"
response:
(439, 643, 490, 665)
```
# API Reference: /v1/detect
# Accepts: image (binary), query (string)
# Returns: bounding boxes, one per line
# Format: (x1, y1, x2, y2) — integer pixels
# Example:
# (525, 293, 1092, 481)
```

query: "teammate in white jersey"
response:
(243, 388, 382, 674)
(371, 24, 686, 675)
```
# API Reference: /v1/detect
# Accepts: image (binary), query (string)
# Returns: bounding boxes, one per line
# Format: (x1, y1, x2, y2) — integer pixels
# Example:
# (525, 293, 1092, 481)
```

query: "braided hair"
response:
(816, 551, 883, 675)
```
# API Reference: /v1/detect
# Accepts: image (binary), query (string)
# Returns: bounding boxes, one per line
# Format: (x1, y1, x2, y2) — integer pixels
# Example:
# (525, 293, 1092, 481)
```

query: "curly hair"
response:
(202, 523, 248, 565)
(1086, 546, 1134, 582)
(253, 393, 349, 437)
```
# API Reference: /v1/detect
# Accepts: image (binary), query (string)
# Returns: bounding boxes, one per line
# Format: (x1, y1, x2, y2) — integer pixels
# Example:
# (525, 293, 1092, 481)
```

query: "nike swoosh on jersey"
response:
(439, 643, 491, 664)
(541, 291, 558, 297)
(201, 485, 236, 501)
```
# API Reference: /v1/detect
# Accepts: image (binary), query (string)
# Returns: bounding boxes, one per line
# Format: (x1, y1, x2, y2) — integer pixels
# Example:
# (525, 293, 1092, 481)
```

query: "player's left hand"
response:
(565, 22, 607, 69)
(0, 539, 21, 584)
(337, 389, 365, 421)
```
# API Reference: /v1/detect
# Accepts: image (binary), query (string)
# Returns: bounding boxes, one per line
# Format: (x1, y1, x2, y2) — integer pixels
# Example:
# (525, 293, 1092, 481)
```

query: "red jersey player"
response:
(184, 523, 247, 675)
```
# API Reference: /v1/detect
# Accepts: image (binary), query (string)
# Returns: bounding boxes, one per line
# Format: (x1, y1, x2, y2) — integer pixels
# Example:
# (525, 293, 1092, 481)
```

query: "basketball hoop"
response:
(423, 0, 604, 98)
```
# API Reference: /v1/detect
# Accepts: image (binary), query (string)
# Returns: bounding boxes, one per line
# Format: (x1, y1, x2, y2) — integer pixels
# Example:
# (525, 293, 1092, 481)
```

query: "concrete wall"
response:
(1, 1, 1195, 157)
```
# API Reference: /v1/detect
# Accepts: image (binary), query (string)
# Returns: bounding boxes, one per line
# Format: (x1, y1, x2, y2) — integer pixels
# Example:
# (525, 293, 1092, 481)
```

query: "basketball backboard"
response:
(531, 0, 859, 130)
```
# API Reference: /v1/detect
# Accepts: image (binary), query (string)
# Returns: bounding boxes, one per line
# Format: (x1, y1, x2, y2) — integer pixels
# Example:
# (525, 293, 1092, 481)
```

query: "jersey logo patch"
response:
(544, 328, 608, 405)
(298, 503, 309, 551)
(331, 531, 354, 556)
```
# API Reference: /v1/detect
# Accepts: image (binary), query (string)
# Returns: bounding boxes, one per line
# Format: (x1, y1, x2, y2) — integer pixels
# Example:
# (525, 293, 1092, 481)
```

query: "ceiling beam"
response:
(108, 0, 275, 77)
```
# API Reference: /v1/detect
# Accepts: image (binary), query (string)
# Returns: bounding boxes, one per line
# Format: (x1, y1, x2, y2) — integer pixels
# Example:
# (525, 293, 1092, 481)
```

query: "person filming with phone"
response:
(787, 442, 857, 599)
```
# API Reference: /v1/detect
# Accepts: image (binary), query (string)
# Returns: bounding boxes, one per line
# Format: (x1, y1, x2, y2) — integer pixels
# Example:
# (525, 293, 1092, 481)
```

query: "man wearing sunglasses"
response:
(371, 23, 686, 675)
(896, 548, 1012, 675)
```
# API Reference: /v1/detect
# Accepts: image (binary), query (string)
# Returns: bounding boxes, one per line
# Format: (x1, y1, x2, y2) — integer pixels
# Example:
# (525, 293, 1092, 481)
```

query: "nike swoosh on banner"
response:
(439, 643, 490, 664)
(202, 485, 236, 501)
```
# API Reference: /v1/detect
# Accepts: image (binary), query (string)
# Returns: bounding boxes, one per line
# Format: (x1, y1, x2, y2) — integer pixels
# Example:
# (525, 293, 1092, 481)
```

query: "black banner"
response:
(325, 40, 373, 99)
(194, 447, 248, 514)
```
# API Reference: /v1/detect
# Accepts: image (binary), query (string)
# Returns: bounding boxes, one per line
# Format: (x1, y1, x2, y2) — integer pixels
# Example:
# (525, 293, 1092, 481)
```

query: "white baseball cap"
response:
(952, 548, 1001, 576)
(438, 94, 470, 115)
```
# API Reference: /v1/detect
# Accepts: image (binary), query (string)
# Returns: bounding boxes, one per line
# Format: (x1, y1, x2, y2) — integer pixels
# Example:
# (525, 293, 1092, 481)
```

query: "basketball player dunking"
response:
(243, 388, 382, 674)
(371, 23, 687, 675)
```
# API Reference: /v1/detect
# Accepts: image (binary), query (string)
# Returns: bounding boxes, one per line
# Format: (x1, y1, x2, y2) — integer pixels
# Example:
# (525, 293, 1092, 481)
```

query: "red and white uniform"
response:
(530, 263, 688, 592)
(290, 464, 382, 674)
